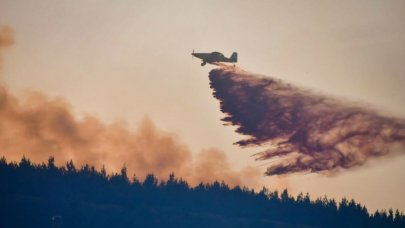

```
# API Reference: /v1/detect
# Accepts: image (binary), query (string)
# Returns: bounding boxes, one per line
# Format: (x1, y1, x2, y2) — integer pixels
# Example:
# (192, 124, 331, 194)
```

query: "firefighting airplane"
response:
(192, 50, 237, 66)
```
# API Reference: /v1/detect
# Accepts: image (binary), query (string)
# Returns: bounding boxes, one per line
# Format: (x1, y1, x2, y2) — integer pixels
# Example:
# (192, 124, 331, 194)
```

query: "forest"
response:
(0, 156, 404, 228)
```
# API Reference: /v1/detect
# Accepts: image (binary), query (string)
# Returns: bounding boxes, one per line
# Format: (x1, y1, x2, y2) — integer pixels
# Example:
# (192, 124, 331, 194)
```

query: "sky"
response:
(1, 0, 405, 212)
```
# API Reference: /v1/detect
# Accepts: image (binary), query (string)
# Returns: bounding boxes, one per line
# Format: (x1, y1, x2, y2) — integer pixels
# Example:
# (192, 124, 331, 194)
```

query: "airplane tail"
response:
(230, 52, 238, 62)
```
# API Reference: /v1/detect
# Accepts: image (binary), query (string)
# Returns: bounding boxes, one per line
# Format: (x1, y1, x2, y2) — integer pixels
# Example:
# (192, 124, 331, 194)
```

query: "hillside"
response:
(0, 157, 403, 228)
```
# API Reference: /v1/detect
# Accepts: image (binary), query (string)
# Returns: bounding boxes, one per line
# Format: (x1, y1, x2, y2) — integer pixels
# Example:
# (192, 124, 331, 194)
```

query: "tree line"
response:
(0, 156, 404, 227)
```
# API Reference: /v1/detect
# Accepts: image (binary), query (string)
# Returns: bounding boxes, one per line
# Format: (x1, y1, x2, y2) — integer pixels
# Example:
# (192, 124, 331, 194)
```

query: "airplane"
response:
(192, 50, 237, 66)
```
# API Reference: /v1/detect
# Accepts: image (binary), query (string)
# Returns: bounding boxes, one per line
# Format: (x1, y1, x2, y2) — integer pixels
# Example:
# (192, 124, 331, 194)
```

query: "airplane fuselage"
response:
(192, 51, 237, 66)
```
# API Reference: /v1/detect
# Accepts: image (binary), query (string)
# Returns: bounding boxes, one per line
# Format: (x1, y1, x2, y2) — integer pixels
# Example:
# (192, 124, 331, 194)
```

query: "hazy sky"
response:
(1, 0, 404, 212)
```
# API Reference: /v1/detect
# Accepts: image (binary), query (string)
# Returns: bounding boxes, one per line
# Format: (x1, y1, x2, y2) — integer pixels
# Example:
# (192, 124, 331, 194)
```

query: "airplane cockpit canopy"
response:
(211, 52, 224, 57)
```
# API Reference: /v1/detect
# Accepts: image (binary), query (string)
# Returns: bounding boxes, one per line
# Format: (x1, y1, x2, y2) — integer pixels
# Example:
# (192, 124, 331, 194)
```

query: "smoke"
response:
(0, 26, 14, 48)
(0, 26, 15, 70)
(0, 85, 263, 186)
(209, 66, 405, 176)
(0, 27, 262, 187)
